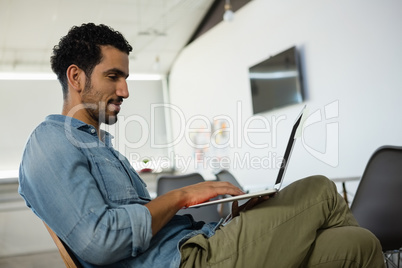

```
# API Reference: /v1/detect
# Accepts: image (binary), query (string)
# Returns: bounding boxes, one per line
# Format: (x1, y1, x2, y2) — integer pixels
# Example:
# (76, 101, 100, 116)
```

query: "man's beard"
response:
(82, 79, 119, 125)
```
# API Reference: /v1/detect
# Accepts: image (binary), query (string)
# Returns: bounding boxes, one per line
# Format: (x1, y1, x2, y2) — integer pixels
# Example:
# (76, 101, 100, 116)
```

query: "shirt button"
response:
(91, 128, 96, 134)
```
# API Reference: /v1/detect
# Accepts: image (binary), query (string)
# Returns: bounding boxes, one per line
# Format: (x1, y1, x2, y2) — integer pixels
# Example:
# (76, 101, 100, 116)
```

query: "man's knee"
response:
(302, 175, 333, 187)
(287, 175, 336, 195)
(308, 226, 385, 267)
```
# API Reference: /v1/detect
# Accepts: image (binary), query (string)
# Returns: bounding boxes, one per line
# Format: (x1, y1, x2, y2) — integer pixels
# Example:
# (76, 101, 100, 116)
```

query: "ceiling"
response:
(0, 0, 216, 75)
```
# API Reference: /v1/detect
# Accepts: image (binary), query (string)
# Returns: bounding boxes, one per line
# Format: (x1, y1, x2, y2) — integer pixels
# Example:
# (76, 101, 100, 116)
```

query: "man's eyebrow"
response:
(104, 68, 129, 79)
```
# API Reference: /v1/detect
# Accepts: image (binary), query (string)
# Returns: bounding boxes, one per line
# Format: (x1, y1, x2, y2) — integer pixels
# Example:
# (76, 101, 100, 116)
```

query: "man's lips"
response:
(108, 102, 122, 112)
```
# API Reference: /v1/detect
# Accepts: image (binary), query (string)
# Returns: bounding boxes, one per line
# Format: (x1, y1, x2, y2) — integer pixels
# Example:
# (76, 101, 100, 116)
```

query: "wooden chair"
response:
(43, 222, 83, 268)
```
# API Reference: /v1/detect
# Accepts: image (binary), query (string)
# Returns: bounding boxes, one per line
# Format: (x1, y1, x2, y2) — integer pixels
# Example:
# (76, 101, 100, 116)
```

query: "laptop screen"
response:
(274, 109, 303, 187)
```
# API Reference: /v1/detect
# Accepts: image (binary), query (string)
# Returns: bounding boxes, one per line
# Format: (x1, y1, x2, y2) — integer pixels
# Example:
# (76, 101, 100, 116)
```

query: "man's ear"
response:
(66, 65, 85, 93)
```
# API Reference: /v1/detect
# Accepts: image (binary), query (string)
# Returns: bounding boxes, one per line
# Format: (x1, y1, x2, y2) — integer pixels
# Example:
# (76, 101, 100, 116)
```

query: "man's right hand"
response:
(145, 181, 244, 235)
(176, 181, 245, 208)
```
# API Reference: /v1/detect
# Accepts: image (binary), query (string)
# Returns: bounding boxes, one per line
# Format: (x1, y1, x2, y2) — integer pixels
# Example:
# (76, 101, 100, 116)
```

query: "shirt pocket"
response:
(91, 155, 139, 204)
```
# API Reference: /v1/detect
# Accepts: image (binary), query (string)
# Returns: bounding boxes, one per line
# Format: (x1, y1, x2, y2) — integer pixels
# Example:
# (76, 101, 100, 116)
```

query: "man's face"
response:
(81, 45, 129, 125)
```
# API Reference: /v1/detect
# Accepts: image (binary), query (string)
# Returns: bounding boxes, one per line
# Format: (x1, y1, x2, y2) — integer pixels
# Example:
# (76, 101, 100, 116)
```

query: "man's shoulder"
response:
(28, 114, 102, 152)
(28, 114, 88, 147)
(33, 114, 87, 134)
(21, 116, 77, 171)
(23, 115, 89, 159)
(31, 115, 68, 135)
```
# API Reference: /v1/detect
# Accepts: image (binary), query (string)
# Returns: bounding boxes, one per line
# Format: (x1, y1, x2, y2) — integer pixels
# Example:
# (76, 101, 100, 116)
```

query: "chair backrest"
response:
(156, 173, 222, 222)
(215, 169, 244, 191)
(350, 145, 402, 252)
(43, 222, 83, 268)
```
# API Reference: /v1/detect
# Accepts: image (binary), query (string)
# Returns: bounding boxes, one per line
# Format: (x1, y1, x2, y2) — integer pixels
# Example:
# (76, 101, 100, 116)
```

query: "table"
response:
(330, 176, 360, 205)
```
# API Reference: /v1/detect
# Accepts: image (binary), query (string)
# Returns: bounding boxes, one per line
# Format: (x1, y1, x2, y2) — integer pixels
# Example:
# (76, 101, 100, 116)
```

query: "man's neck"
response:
(62, 102, 101, 139)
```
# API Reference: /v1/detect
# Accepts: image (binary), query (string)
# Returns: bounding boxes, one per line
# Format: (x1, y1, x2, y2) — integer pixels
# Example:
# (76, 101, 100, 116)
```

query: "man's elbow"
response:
(73, 239, 133, 265)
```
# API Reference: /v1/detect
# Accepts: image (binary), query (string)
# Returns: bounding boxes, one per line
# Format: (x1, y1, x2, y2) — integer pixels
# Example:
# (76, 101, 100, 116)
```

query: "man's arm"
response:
(19, 123, 153, 265)
(145, 181, 244, 235)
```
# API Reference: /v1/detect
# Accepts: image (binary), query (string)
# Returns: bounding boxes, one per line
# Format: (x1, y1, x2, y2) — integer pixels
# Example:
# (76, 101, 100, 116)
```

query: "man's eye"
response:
(108, 75, 118, 80)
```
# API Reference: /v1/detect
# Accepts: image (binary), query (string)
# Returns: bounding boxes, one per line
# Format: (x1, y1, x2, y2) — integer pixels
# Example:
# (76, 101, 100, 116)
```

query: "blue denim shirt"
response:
(19, 115, 220, 267)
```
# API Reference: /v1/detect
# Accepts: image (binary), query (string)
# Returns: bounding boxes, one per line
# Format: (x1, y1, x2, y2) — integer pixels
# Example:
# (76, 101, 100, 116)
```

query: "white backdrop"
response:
(168, 0, 402, 193)
(0, 79, 167, 174)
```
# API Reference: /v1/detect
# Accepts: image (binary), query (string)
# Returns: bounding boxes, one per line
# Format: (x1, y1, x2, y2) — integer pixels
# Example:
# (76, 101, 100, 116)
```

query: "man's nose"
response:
(117, 80, 129, 99)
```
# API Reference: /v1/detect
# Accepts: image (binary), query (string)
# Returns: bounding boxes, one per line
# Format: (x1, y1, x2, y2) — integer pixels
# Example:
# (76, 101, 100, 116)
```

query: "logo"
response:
(301, 101, 339, 167)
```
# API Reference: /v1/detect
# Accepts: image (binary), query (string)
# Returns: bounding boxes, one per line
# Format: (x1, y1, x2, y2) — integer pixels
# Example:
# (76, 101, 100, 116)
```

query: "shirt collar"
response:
(46, 114, 87, 128)
(45, 114, 114, 144)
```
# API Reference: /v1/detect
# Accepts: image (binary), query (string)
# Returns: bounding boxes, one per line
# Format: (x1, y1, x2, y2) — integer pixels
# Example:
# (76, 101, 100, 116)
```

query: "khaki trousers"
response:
(180, 176, 385, 268)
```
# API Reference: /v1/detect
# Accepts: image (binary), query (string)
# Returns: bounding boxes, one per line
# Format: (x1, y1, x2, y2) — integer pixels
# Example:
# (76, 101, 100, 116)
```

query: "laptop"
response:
(188, 106, 305, 208)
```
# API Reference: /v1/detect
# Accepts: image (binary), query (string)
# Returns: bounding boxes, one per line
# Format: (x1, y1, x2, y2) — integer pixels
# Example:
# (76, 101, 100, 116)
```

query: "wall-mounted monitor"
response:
(249, 46, 305, 114)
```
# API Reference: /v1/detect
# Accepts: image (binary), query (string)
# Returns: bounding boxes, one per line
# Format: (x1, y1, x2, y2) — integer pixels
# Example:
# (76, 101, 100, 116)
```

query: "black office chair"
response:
(351, 145, 402, 267)
(156, 173, 222, 222)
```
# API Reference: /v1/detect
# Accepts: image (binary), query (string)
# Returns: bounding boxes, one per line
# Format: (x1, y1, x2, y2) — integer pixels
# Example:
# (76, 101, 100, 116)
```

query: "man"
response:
(19, 23, 385, 267)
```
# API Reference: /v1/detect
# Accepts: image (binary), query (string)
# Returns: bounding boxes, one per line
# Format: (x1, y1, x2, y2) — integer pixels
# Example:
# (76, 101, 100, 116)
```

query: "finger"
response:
(244, 197, 260, 211)
(231, 200, 240, 218)
(236, 197, 257, 212)
(200, 181, 245, 196)
(254, 195, 270, 206)
(260, 195, 270, 202)
(240, 195, 270, 211)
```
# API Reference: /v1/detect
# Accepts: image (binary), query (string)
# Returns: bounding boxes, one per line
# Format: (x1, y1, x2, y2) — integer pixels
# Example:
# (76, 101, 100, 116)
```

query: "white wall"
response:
(0, 79, 167, 173)
(0, 79, 167, 257)
(0, 205, 57, 257)
(168, 0, 402, 192)
(0, 80, 63, 171)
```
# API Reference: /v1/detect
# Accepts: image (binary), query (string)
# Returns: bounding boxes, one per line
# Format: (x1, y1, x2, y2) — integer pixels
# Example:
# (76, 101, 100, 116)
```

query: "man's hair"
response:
(51, 23, 133, 98)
